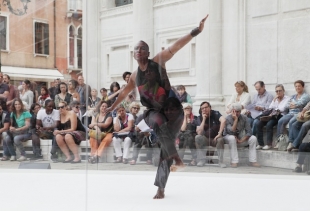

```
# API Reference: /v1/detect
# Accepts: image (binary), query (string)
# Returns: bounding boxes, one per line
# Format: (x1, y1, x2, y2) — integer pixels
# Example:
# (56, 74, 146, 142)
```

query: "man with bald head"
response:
(106, 15, 209, 199)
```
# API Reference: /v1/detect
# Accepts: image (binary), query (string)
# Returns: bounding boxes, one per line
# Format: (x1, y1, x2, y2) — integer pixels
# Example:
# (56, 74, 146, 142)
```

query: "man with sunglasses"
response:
(195, 101, 226, 168)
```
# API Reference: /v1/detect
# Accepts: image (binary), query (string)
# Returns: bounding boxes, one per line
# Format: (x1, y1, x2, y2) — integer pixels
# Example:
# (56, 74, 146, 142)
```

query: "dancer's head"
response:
(133, 40, 150, 60)
(163, 97, 183, 122)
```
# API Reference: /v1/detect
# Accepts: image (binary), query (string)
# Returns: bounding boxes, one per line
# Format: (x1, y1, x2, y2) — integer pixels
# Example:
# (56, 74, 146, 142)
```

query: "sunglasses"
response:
(59, 106, 65, 109)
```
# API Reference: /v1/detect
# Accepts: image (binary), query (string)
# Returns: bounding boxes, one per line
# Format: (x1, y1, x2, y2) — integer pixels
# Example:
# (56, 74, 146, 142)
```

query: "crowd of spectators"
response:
(0, 72, 310, 174)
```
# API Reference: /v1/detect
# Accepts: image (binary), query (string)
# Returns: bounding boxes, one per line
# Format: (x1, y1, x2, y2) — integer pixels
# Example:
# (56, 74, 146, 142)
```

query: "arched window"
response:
(77, 27, 82, 69)
(69, 25, 75, 66)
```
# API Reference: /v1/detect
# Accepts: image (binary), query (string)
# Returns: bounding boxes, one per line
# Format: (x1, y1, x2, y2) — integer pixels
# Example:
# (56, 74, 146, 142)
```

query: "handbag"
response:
(259, 109, 281, 122)
(88, 114, 113, 140)
(89, 129, 108, 140)
(296, 111, 310, 122)
(276, 134, 289, 151)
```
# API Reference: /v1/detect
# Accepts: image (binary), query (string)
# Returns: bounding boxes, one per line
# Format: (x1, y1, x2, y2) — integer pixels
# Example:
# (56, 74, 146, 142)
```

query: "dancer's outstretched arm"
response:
(153, 15, 208, 67)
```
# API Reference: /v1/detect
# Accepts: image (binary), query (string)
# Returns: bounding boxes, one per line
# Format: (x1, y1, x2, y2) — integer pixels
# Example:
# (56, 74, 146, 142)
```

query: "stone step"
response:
(1, 139, 307, 170)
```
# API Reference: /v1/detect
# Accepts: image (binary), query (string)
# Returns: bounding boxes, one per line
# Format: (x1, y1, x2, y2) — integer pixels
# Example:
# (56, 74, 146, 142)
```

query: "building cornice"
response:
(153, 0, 196, 8)
(100, 4, 133, 19)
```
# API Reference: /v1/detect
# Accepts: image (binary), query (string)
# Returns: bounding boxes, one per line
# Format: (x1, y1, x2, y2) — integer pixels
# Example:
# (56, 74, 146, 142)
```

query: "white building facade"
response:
(83, 0, 310, 113)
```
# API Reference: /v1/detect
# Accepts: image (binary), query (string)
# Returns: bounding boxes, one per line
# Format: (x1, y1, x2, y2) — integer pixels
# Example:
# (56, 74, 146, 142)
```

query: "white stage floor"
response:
(1, 169, 309, 211)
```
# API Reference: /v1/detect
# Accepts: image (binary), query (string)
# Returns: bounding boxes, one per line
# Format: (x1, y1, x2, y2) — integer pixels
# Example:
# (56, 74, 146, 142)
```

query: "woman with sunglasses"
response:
(54, 101, 86, 163)
(88, 101, 113, 163)
(226, 80, 251, 114)
(254, 84, 290, 150)
(3, 98, 32, 161)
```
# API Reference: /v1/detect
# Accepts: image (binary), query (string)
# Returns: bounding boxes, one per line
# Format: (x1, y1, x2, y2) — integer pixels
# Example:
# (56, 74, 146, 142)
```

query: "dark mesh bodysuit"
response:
(136, 59, 183, 188)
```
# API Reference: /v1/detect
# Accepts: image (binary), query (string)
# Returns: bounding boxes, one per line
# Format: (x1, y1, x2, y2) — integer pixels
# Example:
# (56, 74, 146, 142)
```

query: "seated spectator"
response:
(108, 82, 121, 105)
(29, 103, 43, 160)
(223, 103, 260, 168)
(0, 102, 11, 161)
(254, 84, 290, 150)
(68, 79, 80, 102)
(226, 81, 251, 114)
(293, 142, 310, 174)
(277, 80, 310, 144)
(36, 100, 60, 161)
(85, 88, 101, 122)
(54, 101, 86, 163)
(88, 88, 101, 111)
(287, 100, 310, 152)
(88, 101, 113, 163)
(175, 85, 192, 104)
(178, 103, 198, 166)
(112, 104, 134, 164)
(244, 81, 273, 138)
(70, 101, 83, 121)
(129, 103, 156, 165)
(195, 101, 226, 168)
(3, 98, 32, 161)
(37, 86, 51, 108)
(121, 72, 136, 112)
(100, 88, 108, 101)
(55, 82, 73, 109)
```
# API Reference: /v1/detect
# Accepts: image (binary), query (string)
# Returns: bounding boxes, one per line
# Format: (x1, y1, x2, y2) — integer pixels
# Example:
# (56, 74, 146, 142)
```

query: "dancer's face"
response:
(164, 103, 181, 122)
(133, 41, 150, 61)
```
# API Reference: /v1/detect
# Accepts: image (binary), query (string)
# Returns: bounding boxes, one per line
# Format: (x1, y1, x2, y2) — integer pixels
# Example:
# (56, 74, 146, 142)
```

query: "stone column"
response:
(194, 0, 224, 112)
(222, 0, 247, 106)
(83, 0, 100, 90)
(132, 0, 154, 58)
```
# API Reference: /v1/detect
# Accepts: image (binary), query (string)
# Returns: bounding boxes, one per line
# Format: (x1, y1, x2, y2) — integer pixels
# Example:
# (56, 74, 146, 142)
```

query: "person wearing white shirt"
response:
(226, 81, 251, 114)
(112, 104, 134, 164)
(254, 84, 290, 150)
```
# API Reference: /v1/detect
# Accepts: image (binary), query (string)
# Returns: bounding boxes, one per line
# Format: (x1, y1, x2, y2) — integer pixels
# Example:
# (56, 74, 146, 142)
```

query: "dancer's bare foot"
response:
(153, 188, 165, 199)
(129, 160, 136, 165)
(170, 160, 185, 172)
